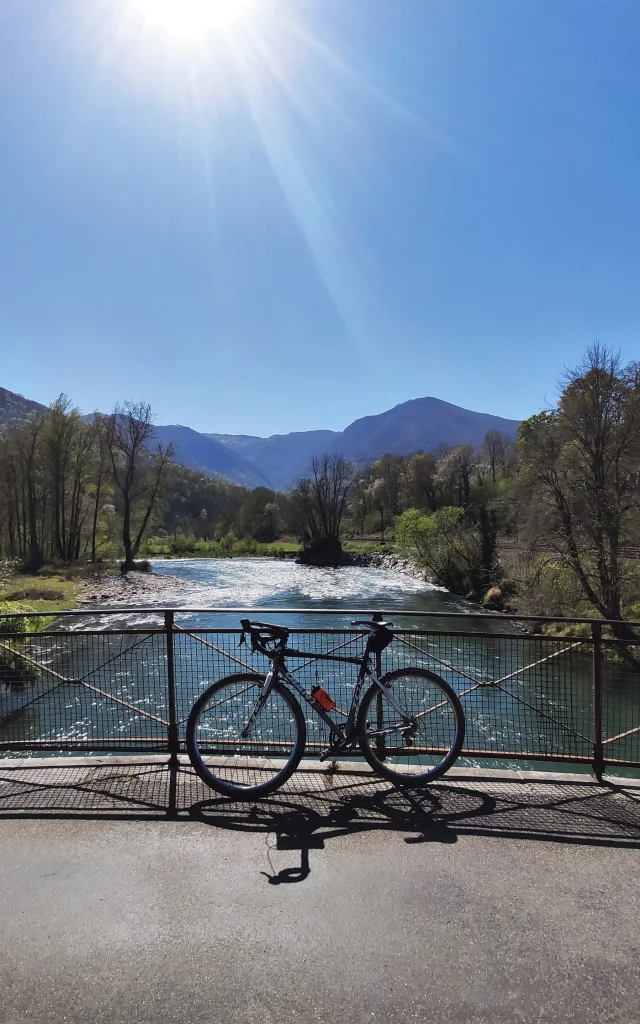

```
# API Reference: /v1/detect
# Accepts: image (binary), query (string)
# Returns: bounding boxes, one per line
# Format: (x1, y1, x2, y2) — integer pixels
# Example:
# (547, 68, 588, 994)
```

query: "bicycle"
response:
(186, 616, 465, 799)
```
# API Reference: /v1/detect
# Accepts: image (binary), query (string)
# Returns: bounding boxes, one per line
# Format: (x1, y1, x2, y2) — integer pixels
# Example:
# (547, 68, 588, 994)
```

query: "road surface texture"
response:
(1, 758, 639, 1024)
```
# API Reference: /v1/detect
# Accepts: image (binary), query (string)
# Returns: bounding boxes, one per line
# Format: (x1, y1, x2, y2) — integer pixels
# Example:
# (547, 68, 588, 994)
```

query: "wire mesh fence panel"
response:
(601, 644, 640, 766)
(380, 631, 594, 764)
(0, 625, 168, 751)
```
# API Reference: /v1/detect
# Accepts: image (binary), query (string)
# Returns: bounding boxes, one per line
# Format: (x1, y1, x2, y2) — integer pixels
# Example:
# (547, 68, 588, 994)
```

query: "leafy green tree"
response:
(396, 506, 496, 598)
(238, 487, 280, 541)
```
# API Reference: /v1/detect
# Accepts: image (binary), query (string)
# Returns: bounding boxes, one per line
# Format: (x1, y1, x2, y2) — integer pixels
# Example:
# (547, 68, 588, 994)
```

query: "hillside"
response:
(153, 425, 271, 489)
(0, 387, 269, 488)
(209, 429, 338, 490)
(0, 387, 46, 431)
(328, 397, 520, 465)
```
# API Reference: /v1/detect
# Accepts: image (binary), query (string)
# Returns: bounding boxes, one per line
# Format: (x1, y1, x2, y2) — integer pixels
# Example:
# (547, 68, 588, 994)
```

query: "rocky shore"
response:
(74, 570, 190, 606)
(344, 551, 431, 583)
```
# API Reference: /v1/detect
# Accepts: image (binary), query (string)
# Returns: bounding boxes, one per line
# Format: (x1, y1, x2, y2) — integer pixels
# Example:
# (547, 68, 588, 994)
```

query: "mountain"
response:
(153, 425, 272, 489)
(0, 387, 46, 431)
(209, 430, 338, 490)
(1, 385, 521, 491)
(211, 398, 520, 487)
(327, 397, 520, 465)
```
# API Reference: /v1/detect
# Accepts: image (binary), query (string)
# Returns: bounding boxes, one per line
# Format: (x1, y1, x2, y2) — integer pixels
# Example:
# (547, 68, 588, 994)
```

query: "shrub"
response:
(3, 588, 65, 603)
(0, 602, 46, 690)
(119, 560, 152, 573)
(0, 602, 48, 636)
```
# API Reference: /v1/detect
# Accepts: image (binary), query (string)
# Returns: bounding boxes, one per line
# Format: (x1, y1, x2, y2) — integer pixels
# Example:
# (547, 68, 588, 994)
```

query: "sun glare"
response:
(131, 0, 255, 40)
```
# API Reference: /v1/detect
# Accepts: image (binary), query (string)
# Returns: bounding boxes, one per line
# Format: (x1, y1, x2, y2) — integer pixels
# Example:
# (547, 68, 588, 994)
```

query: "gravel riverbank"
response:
(74, 570, 190, 606)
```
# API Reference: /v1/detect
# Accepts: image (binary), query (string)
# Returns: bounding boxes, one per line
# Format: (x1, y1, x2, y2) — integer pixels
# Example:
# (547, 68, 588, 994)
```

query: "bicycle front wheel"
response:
(186, 674, 306, 800)
(357, 667, 465, 785)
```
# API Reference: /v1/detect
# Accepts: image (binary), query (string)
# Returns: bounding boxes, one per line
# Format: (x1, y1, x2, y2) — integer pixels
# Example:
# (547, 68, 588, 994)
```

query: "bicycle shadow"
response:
(188, 778, 496, 883)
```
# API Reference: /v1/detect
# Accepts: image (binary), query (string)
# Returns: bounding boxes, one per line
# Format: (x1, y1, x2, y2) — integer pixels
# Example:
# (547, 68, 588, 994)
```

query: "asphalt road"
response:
(1, 813, 639, 1024)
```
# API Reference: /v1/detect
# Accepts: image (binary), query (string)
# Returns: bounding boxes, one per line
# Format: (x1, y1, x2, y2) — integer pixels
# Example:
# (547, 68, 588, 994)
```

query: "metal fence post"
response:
(591, 621, 605, 783)
(165, 609, 179, 815)
(375, 648, 385, 760)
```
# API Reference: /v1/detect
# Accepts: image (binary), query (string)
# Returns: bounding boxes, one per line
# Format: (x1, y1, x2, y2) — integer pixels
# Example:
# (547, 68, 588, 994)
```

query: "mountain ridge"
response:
(0, 386, 520, 491)
(210, 397, 520, 487)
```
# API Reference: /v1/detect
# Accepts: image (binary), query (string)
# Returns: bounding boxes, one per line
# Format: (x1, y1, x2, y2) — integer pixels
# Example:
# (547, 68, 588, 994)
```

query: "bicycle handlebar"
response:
(239, 618, 289, 656)
(240, 618, 289, 636)
(239, 617, 393, 658)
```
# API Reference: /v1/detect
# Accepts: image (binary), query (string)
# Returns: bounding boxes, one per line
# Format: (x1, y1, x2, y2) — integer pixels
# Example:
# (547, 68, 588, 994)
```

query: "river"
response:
(1, 558, 637, 775)
(150, 557, 490, 627)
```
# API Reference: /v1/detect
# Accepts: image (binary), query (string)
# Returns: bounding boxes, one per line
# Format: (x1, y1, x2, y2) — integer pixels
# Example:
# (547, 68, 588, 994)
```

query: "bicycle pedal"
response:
(318, 747, 333, 762)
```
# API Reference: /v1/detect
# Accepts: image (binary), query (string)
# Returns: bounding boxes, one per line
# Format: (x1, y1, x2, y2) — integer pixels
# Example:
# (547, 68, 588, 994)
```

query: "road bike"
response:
(186, 616, 465, 799)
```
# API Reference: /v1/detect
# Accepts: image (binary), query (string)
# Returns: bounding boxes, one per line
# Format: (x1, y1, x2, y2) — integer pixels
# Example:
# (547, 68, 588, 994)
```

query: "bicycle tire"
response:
(357, 666, 465, 785)
(186, 673, 306, 800)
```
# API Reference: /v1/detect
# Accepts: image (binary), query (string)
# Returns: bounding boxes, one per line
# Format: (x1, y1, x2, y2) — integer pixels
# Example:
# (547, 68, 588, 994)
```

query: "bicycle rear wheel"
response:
(186, 673, 306, 799)
(357, 667, 465, 785)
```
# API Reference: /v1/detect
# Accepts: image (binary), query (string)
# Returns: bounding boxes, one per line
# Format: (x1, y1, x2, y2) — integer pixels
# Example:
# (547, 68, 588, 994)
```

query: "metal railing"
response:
(1, 607, 639, 778)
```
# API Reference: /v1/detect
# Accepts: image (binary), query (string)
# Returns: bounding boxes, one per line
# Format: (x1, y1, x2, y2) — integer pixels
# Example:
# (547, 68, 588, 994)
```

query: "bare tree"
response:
(291, 455, 354, 559)
(482, 430, 506, 484)
(15, 414, 46, 569)
(518, 345, 640, 640)
(89, 414, 111, 563)
(435, 444, 475, 506)
(105, 402, 175, 571)
(402, 452, 438, 511)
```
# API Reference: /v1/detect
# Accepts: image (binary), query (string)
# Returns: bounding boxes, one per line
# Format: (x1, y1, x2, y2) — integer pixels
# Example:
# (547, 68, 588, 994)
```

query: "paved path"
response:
(1, 760, 639, 1024)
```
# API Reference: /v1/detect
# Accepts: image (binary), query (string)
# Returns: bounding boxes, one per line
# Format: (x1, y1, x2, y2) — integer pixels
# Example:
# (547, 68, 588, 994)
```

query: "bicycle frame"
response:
(241, 638, 412, 744)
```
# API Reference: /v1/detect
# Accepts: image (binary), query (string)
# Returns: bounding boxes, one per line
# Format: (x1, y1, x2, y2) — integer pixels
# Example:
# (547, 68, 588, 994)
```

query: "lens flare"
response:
(131, 0, 255, 39)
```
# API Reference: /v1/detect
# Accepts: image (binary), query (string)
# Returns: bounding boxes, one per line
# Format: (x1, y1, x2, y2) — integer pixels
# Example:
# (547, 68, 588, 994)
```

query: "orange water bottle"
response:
(311, 685, 336, 712)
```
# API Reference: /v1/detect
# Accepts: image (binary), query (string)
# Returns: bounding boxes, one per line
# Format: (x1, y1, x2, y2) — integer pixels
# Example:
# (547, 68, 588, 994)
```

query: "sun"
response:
(131, 0, 256, 40)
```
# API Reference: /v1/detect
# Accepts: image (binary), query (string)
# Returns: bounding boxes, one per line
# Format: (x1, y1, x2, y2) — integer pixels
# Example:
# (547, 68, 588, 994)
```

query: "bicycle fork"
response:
(240, 669, 276, 739)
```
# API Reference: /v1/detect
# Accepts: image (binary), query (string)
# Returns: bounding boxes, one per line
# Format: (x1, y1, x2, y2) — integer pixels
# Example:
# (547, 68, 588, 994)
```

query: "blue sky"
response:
(1, 0, 639, 435)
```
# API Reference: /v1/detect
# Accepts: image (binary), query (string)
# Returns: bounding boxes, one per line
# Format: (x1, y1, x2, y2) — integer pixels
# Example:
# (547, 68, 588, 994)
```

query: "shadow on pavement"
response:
(2, 760, 639, 867)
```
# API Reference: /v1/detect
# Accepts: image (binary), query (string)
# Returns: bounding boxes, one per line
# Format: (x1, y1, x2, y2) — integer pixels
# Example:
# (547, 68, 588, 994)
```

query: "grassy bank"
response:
(141, 534, 392, 560)
(143, 536, 300, 559)
(0, 573, 77, 615)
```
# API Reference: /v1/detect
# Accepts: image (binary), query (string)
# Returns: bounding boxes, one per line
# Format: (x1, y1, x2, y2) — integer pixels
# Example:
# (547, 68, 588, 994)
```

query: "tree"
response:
(396, 506, 496, 598)
(373, 454, 403, 513)
(89, 414, 112, 563)
(435, 444, 475, 506)
(291, 455, 354, 562)
(15, 414, 46, 570)
(43, 397, 94, 562)
(482, 430, 505, 484)
(238, 487, 279, 541)
(105, 402, 175, 571)
(402, 452, 438, 511)
(518, 345, 640, 640)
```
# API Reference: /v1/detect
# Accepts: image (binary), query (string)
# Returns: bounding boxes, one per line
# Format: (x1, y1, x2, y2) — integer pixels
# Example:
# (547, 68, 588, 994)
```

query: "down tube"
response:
(282, 669, 339, 731)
